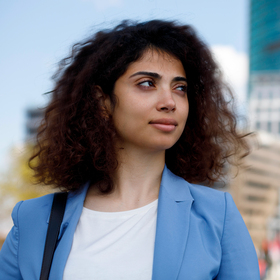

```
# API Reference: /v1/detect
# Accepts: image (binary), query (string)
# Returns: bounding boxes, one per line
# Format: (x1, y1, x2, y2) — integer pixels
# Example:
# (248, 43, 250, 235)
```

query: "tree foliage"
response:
(0, 144, 50, 215)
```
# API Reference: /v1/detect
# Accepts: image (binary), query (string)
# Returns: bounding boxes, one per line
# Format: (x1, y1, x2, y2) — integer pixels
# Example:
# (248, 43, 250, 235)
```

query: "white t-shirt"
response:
(63, 199, 158, 280)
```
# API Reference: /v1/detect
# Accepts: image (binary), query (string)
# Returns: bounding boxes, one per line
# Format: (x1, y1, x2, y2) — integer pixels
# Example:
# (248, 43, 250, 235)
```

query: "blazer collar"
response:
(160, 165, 194, 202)
(152, 166, 194, 280)
(57, 165, 194, 226)
(61, 182, 90, 228)
(50, 166, 194, 280)
(49, 182, 90, 280)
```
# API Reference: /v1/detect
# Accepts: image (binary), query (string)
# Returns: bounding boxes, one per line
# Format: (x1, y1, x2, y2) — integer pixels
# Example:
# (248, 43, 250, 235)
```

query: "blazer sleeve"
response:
(0, 201, 24, 280)
(215, 192, 260, 279)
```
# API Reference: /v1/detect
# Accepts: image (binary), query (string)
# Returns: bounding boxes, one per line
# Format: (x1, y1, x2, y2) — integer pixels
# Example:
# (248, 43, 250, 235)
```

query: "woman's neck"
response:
(113, 147, 165, 201)
(85, 147, 165, 212)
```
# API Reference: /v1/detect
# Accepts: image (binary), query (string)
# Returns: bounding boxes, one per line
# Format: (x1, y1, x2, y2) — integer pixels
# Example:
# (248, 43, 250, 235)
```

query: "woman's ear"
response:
(95, 86, 111, 119)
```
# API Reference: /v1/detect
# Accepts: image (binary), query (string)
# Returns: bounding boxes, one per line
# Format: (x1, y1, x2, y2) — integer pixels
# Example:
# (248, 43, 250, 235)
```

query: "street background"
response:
(1, 1, 280, 279)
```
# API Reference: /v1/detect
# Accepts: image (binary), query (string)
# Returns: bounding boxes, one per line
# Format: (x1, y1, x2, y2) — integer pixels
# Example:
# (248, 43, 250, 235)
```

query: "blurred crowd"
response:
(259, 235, 280, 280)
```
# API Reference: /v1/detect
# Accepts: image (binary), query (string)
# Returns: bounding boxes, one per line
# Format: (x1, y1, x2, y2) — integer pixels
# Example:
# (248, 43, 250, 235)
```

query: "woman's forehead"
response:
(123, 48, 186, 78)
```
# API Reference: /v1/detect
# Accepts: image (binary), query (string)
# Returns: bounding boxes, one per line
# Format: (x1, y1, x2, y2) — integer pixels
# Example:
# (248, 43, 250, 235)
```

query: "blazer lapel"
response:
(152, 167, 194, 280)
(48, 182, 90, 280)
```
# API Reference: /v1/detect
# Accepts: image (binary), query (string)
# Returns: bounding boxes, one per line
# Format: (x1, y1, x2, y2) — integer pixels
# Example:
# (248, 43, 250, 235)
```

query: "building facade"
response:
(249, 0, 280, 136)
(230, 133, 280, 249)
(25, 108, 45, 142)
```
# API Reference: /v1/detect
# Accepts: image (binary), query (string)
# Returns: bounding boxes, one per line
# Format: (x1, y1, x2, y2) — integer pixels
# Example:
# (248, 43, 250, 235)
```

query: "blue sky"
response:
(0, 0, 249, 171)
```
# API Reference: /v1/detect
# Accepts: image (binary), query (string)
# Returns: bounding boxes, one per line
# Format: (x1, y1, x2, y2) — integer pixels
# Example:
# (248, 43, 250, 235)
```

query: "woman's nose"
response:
(156, 89, 176, 112)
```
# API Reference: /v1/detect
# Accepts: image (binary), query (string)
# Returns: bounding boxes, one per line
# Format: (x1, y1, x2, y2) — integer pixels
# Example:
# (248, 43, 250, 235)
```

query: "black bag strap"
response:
(40, 192, 68, 280)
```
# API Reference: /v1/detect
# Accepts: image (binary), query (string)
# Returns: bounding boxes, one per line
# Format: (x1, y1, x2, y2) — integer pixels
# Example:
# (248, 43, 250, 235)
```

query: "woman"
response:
(0, 20, 260, 279)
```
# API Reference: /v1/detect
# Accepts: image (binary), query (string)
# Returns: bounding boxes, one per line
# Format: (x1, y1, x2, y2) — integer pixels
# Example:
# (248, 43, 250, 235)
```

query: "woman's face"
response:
(108, 48, 189, 153)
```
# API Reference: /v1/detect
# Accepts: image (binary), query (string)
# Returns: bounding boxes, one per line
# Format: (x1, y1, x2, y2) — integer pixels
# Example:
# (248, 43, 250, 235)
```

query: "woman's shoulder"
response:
(187, 181, 250, 237)
(186, 182, 240, 225)
(186, 183, 259, 277)
(11, 193, 55, 227)
(164, 167, 233, 215)
(188, 182, 229, 207)
(12, 183, 89, 227)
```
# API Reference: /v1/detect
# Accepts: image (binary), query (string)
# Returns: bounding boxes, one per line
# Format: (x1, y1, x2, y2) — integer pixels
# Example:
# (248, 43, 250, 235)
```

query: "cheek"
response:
(112, 102, 142, 134)
(117, 94, 150, 120)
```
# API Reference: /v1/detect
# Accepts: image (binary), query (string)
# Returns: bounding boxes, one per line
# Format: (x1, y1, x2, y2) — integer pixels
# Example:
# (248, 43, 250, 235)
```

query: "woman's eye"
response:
(138, 80, 154, 87)
(175, 85, 187, 93)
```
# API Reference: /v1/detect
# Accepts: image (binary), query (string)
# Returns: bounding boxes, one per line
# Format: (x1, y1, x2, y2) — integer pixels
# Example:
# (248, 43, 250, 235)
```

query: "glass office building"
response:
(250, 0, 280, 73)
(249, 0, 280, 136)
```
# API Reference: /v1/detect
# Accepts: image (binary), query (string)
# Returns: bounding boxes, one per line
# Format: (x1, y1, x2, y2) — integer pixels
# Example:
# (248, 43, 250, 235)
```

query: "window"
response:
(267, 121, 272, 132)
(246, 195, 266, 202)
(246, 181, 269, 189)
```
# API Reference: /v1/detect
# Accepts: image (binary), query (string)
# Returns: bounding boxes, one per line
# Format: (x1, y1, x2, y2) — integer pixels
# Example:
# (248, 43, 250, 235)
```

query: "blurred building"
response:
(249, 0, 280, 136)
(230, 132, 280, 249)
(25, 108, 44, 141)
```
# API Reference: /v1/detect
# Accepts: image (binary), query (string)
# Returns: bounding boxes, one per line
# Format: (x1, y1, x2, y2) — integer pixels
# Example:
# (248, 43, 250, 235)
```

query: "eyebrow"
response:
(129, 71, 161, 79)
(173, 77, 188, 84)
(129, 71, 187, 84)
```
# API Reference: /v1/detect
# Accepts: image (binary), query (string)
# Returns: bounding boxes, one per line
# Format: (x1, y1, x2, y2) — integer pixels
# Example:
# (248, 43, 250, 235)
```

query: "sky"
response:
(0, 0, 249, 172)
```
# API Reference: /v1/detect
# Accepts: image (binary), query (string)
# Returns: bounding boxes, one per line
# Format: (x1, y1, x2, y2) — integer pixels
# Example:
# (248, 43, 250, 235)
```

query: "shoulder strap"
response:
(40, 192, 68, 280)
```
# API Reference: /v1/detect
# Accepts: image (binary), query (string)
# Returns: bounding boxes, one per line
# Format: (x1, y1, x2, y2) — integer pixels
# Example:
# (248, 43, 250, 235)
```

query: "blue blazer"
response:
(0, 167, 260, 279)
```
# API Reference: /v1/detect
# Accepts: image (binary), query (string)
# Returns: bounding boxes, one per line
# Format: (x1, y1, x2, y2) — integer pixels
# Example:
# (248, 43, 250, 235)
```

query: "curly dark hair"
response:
(29, 19, 249, 192)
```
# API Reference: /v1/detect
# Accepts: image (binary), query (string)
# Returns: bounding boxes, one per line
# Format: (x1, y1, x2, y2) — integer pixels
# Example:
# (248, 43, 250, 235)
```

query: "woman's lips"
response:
(149, 119, 178, 132)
